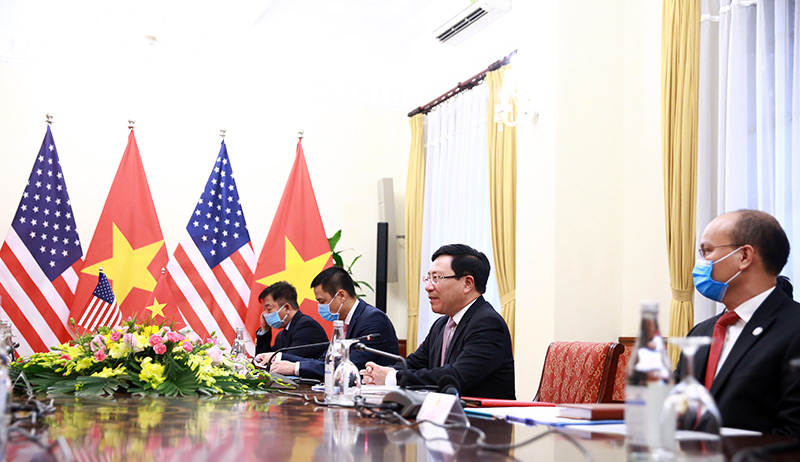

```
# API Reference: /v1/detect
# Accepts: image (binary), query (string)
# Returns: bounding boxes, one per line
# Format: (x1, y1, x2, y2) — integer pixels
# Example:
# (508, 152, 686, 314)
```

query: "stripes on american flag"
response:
(0, 126, 83, 355)
(166, 141, 255, 352)
(78, 270, 121, 331)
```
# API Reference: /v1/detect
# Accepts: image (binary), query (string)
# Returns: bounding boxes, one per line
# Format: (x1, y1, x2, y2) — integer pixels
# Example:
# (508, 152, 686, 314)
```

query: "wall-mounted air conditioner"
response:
(433, 0, 511, 46)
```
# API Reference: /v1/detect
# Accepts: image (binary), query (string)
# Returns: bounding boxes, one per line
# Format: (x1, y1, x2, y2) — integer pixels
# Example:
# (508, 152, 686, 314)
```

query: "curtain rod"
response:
(407, 50, 517, 118)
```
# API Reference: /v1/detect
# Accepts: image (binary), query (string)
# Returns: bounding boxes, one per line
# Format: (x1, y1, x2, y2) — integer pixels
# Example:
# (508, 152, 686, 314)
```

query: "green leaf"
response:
(328, 230, 342, 251)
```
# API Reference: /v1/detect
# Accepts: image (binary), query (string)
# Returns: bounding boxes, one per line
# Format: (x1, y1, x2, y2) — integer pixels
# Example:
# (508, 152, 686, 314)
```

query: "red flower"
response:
(94, 350, 107, 362)
(153, 343, 167, 355)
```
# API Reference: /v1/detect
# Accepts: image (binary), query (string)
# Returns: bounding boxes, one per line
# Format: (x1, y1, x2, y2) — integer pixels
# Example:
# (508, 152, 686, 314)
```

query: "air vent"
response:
(433, 0, 511, 46)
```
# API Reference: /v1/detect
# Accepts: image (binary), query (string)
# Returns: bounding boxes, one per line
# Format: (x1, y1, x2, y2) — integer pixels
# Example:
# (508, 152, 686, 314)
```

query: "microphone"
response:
(353, 342, 427, 418)
(438, 375, 460, 397)
(259, 333, 383, 368)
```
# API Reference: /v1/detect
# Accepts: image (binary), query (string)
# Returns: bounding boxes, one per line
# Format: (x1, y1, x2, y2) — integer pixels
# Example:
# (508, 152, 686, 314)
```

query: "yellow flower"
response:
(141, 325, 159, 338)
(90, 364, 127, 378)
(107, 341, 130, 359)
(138, 357, 165, 387)
(74, 357, 94, 372)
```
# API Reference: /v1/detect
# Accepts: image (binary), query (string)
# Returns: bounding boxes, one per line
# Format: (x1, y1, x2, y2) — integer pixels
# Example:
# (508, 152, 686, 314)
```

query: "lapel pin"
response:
(752, 327, 763, 336)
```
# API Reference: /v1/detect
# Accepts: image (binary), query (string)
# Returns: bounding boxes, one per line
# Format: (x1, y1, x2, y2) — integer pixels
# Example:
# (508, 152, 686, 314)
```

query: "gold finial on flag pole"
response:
(46, 114, 54, 125)
(220, 129, 226, 139)
(128, 119, 136, 129)
(298, 129, 304, 139)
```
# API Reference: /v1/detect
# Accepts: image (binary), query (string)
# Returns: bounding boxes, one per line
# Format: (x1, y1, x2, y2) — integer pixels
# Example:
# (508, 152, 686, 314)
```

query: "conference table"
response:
(5, 390, 799, 461)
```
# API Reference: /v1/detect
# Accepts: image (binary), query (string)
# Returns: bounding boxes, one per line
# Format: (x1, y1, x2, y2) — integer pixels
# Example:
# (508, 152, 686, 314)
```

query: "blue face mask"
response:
(263, 304, 288, 329)
(318, 291, 344, 322)
(692, 247, 743, 302)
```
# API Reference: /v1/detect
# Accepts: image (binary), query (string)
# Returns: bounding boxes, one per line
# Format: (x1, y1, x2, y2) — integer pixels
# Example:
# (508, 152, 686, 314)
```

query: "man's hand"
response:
(254, 352, 281, 368)
(360, 361, 391, 385)
(270, 359, 296, 376)
(259, 312, 269, 333)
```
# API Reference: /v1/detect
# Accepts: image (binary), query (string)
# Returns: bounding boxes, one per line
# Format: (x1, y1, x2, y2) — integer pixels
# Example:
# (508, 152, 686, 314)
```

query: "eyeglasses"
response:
(698, 244, 744, 260)
(422, 274, 459, 285)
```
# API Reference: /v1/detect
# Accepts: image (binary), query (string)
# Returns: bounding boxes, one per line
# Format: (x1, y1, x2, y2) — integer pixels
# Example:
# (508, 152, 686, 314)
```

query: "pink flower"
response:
(149, 334, 163, 345)
(182, 342, 193, 353)
(60, 354, 71, 361)
(161, 326, 171, 333)
(109, 331, 122, 342)
(206, 336, 219, 346)
(120, 326, 130, 334)
(90, 335, 106, 353)
(207, 345, 223, 365)
(153, 343, 167, 355)
(94, 350, 107, 362)
(123, 333, 138, 350)
(186, 332, 201, 345)
(166, 332, 184, 343)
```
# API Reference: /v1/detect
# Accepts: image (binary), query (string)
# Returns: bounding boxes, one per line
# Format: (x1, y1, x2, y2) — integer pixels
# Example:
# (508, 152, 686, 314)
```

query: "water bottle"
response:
(231, 327, 247, 375)
(625, 301, 674, 460)
(324, 320, 345, 403)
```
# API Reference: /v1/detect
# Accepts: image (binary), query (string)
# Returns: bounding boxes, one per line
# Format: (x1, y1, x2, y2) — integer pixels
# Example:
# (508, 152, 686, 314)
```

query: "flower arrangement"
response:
(10, 318, 295, 397)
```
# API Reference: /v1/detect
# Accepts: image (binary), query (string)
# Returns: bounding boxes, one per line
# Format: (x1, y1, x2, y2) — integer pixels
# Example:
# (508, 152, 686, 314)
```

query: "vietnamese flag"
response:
(246, 139, 333, 339)
(69, 130, 168, 331)
(140, 267, 186, 330)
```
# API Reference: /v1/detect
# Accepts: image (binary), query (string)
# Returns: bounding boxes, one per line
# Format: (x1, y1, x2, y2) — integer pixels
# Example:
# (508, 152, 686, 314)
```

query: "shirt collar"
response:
(451, 297, 479, 325)
(344, 298, 359, 326)
(728, 286, 775, 323)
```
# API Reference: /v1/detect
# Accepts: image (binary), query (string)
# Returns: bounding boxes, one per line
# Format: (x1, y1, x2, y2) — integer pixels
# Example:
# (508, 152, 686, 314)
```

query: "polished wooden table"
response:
(5, 392, 798, 461)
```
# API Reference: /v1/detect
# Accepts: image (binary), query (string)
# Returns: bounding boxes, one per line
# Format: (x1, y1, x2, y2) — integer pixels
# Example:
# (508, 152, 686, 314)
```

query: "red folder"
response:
(461, 397, 556, 408)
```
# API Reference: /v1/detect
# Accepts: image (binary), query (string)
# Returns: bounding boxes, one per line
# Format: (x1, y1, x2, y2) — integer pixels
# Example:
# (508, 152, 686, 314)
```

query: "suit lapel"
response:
(345, 300, 364, 339)
(443, 296, 485, 364)
(710, 289, 785, 395)
(692, 315, 718, 379)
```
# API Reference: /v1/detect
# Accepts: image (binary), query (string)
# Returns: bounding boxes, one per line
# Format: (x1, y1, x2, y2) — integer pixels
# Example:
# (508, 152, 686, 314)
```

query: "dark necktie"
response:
(704, 310, 740, 389)
(440, 318, 457, 366)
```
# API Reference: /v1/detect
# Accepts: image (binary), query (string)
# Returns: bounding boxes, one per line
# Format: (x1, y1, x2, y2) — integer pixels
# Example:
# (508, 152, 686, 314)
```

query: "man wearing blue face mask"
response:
(252, 281, 329, 366)
(269, 266, 400, 379)
(678, 210, 800, 438)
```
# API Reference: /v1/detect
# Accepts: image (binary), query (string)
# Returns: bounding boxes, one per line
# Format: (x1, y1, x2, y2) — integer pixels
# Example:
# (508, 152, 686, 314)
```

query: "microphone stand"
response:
(259, 333, 383, 369)
(352, 343, 408, 389)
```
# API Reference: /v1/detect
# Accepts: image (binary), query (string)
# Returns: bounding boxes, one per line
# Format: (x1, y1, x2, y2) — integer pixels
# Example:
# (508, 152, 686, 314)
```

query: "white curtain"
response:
(698, 0, 800, 320)
(416, 82, 502, 345)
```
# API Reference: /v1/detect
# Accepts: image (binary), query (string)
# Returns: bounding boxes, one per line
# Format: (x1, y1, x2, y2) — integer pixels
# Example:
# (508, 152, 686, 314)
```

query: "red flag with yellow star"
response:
(140, 268, 185, 330)
(69, 130, 168, 331)
(246, 139, 333, 339)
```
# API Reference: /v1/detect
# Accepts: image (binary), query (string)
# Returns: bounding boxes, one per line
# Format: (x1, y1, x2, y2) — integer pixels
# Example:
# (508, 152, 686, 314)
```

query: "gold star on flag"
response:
(257, 237, 330, 304)
(145, 298, 167, 318)
(82, 223, 163, 305)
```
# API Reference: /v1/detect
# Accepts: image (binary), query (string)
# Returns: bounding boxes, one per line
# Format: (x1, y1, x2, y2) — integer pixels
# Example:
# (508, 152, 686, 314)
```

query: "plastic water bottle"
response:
(231, 327, 247, 375)
(324, 320, 345, 403)
(625, 301, 674, 460)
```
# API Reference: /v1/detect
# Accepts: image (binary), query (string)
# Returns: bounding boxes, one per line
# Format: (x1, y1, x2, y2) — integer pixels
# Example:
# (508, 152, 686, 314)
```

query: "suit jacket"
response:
(678, 288, 800, 437)
(399, 296, 515, 399)
(288, 299, 400, 380)
(254, 310, 329, 359)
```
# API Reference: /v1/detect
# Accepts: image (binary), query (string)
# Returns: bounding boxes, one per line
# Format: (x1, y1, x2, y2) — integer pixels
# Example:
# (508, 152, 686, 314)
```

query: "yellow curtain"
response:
(404, 114, 425, 355)
(486, 66, 517, 350)
(661, 0, 700, 366)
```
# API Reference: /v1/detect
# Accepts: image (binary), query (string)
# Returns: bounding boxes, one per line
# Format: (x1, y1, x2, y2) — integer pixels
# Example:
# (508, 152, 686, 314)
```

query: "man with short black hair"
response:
(360, 244, 515, 399)
(681, 209, 800, 437)
(253, 281, 328, 363)
(268, 267, 400, 378)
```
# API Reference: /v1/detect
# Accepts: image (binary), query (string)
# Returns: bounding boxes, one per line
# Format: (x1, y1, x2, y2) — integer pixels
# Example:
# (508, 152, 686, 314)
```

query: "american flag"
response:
(79, 270, 121, 331)
(0, 126, 83, 354)
(167, 141, 255, 352)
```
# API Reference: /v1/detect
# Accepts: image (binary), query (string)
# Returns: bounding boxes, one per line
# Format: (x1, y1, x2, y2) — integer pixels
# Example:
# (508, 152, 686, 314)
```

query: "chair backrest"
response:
(534, 341, 624, 404)
(612, 343, 632, 402)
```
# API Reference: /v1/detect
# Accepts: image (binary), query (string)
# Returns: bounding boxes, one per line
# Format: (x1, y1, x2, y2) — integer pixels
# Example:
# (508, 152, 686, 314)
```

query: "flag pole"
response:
(298, 129, 304, 139)
(128, 119, 135, 130)
(219, 128, 226, 139)
(46, 113, 53, 125)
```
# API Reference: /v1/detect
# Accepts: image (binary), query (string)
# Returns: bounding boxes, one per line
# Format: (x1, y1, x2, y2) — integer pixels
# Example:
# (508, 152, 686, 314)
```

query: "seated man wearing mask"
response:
(680, 210, 800, 437)
(266, 267, 400, 378)
(253, 281, 329, 363)
(360, 244, 515, 399)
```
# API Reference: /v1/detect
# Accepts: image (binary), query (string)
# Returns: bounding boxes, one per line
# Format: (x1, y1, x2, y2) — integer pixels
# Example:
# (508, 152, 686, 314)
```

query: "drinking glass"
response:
(660, 336, 723, 461)
(331, 339, 361, 406)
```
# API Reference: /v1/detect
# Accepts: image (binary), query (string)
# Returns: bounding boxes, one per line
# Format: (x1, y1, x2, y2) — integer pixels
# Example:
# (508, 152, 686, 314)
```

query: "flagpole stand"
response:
(46, 114, 53, 125)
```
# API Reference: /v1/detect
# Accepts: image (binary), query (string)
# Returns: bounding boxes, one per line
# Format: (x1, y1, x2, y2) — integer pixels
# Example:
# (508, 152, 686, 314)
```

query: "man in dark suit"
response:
(680, 210, 800, 437)
(269, 267, 400, 379)
(252, 281, 329, 363)
(360, 244, 515, 399)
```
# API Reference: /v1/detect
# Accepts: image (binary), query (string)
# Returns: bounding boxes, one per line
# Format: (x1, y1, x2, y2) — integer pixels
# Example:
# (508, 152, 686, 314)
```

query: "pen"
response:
(505, 415, 537, 426)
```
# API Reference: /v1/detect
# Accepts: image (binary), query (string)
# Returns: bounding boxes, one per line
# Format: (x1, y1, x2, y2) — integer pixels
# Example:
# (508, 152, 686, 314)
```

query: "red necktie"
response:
(440, 318, 457, 366)
(704, 310, 740, 389)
